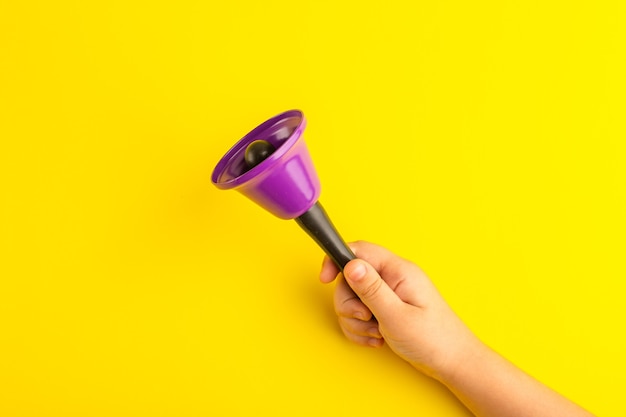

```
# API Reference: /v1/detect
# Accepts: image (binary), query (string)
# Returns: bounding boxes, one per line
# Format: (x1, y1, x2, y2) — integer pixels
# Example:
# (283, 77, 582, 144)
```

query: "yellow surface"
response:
(1, 1, 624, 415)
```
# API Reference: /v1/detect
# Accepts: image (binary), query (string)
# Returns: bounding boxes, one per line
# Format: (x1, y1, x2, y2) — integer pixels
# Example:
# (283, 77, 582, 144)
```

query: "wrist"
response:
(429, 332, 489, 385)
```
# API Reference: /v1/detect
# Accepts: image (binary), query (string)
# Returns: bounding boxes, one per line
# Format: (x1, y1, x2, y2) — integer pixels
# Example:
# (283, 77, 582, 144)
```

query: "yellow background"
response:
(1, 1, 624, 415)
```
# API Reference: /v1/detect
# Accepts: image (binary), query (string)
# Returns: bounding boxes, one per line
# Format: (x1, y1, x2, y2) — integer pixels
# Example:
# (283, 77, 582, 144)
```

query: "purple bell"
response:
(212, 110, 355, 270)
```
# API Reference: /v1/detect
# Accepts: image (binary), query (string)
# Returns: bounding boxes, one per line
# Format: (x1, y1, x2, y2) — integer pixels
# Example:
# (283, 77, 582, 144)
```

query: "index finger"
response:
(334, 273, 373, 321)
(319, 255, 340, 283)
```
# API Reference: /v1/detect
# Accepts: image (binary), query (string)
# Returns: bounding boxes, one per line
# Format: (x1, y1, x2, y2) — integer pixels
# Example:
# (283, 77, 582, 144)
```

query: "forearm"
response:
(324, 243, 594, 416)
(435, 341, 594, 417)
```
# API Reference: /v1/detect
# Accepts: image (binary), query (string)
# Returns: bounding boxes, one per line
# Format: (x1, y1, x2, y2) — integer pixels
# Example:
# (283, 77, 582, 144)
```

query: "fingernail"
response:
(368, 328, 382, 338)
(354, 311, 366, 320)
(347, 261, 367, 281)
(368, 338, 383, 348)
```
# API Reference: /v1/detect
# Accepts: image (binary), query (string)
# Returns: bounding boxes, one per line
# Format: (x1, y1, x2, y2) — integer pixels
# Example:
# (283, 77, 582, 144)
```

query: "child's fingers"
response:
(319, 255, 340, 283)
(347, 241, 403, 279)
(334, 275, 373, 321)
(338, 316, 382, 339)
(339, 325, 385, 348)
(343, 259, 403, 323)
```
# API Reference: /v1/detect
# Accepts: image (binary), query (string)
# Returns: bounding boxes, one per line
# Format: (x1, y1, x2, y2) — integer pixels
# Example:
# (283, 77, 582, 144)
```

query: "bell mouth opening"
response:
(212, 110, 306, 189)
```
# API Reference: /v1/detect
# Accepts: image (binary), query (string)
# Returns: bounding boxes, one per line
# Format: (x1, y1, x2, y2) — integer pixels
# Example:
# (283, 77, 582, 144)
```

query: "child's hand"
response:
(320, 241, 595, 416)
(319, 241, 479, 380)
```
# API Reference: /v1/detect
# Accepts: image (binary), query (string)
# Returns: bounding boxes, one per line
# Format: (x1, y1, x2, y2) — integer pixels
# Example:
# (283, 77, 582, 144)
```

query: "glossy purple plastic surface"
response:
(211, 110, 321, 219)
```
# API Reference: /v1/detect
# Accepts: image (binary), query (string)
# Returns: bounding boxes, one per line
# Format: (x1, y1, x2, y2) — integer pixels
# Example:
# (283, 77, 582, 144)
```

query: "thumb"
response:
(343, 259, 402, 321)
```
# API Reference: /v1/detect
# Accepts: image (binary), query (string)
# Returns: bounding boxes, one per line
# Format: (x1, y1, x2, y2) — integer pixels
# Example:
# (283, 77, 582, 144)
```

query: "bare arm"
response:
(439, 336, 593, 417)
(320, 241, 594, 417)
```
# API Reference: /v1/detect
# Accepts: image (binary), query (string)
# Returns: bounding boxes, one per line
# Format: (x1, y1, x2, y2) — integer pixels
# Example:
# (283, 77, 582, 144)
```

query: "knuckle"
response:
(335, 296, 349, 315)
(360, 278, 383, 300)
(336, 297, 358, 318)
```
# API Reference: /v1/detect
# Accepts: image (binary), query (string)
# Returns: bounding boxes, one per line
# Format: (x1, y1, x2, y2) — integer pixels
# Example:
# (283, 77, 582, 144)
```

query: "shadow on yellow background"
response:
(1, 1, 624, 416)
